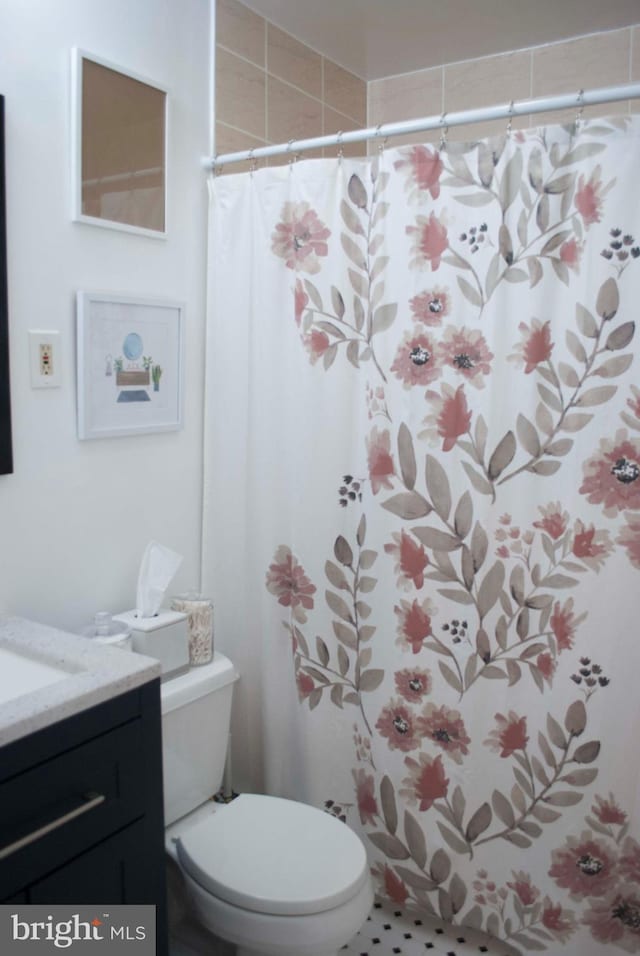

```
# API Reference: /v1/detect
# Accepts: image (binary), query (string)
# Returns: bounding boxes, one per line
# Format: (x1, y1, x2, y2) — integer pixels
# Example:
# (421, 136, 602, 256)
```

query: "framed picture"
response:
(0, 95, 12, 475)
(71, 49, 168, 238)
(77, 293, 184, 440)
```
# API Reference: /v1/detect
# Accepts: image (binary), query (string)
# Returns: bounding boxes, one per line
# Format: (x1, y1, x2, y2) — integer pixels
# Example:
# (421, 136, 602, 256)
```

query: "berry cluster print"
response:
(264, 116, 640, 954)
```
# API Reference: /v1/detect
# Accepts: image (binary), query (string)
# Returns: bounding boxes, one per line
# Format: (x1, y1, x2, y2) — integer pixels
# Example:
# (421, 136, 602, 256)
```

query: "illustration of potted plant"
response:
(114, 357, 123, 372)
(143, 355, 153, 371)
(151, 364, 163, 391)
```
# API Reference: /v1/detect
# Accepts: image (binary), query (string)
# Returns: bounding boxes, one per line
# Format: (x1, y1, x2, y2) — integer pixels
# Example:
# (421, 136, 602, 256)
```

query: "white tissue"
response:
(135, 541, 183, 618)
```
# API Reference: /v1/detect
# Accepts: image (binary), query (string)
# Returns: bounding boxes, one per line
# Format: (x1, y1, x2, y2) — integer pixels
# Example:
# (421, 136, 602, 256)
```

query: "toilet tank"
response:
(160, 652, 238, 825)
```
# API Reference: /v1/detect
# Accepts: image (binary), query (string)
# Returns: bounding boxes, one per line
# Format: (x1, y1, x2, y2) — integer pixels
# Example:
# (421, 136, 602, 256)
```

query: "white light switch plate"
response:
(29, 330, 62, 388)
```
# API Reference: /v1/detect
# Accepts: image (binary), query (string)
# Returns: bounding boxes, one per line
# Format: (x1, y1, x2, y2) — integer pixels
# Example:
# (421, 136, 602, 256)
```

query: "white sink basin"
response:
(0, 645, 72, 705)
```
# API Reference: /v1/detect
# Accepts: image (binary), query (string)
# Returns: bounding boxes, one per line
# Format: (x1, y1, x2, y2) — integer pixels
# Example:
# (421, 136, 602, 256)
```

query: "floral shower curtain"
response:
(204, 115, 640, 954)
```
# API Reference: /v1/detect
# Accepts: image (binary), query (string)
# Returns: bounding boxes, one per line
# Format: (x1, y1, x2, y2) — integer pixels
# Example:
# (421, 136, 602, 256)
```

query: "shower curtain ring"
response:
(287, 139, 295, 166)
(506, 100, 515, 135)
(375, 125, 388, 155)
(248, 148, 257, 173)
(575, 89, 585, 132)
(337, 130, 344, 160)
(439, 113, 448, 151)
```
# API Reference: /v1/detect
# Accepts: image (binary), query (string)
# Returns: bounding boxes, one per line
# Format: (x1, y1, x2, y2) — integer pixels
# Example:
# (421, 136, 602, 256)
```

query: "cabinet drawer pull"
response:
(0, 791, 106, 860)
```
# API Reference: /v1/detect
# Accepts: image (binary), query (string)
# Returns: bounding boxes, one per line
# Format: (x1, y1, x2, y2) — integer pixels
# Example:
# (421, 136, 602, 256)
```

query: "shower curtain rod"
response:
(207, 82, 640, 169)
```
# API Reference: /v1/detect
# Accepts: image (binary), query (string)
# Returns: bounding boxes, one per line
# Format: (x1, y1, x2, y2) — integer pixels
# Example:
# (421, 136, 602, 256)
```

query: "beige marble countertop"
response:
(0, 616, 160, 747)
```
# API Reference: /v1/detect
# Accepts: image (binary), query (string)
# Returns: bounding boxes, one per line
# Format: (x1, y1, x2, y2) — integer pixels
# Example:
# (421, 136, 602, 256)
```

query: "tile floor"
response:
(342, 902, 519, 956)
(169, 900, 519, 956)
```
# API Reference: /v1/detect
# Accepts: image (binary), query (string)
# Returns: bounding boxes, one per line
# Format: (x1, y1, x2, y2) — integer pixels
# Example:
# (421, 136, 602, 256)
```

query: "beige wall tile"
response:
(444, 50, 531, 112)
(532, 29, 630, 98)
(267, 75, 323, 145)
(633, 26, 640, 79)
(446, 115, 528, 143)
(267, 24, 321, 99)
(323, 106, 367, 157)
(216, 47, 266, 139)
(216, 0, 265, 67)
(215, 122, 267, 174)
(324, 60, 366, 123)
(369, 67, 443, 127)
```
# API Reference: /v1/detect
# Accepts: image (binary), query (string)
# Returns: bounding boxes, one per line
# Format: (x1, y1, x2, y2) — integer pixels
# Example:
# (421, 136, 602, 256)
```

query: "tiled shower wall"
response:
(215, 0, 367, 171)
(215, 3, 639, 171)
(368, 25, 640, 147)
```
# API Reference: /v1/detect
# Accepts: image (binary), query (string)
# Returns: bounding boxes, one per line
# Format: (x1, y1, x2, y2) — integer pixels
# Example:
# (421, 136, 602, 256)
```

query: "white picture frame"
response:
(71, 48, 169, 239)
(77, 292, 184, 440)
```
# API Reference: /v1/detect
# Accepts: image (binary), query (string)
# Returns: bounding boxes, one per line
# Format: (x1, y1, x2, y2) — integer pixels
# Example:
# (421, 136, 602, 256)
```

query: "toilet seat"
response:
(176, 793, 369, 916)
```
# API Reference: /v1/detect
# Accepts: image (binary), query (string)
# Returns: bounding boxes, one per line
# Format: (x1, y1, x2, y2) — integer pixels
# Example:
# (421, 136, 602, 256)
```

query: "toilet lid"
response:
(176, 794, 369, 916)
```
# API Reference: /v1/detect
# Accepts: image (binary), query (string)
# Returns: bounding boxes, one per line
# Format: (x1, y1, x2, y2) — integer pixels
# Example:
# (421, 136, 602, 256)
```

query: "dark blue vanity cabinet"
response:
(0, 680, 167, 955)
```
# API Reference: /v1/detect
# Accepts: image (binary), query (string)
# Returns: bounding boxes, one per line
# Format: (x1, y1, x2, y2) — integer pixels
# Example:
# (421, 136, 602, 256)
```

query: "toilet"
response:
(160, 652, 374, 956)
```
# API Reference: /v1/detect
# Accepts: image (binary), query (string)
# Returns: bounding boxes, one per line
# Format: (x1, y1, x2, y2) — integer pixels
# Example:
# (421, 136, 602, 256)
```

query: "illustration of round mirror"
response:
(123, 332, 143, 361)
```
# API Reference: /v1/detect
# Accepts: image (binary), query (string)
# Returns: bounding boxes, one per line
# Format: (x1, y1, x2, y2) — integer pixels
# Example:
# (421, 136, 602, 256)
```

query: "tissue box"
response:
(114, 609, 189, 680)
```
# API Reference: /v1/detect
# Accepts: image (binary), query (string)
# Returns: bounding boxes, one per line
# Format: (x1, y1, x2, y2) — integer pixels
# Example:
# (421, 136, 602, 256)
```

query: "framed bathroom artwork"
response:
(76, 292, 184, 440)
(70, 48, 168, 238)
(0, 94, 12, 475)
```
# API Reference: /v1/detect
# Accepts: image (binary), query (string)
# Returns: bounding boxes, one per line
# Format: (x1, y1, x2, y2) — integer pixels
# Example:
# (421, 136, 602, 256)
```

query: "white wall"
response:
(0, 0, 211, 632)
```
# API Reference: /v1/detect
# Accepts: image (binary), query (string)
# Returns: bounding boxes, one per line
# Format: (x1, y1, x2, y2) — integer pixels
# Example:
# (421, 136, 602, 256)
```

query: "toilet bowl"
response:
(161, 654, 373, 956)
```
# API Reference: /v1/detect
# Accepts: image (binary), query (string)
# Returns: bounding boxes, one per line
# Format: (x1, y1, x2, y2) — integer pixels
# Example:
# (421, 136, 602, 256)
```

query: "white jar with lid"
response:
(171, 592, 214, 665)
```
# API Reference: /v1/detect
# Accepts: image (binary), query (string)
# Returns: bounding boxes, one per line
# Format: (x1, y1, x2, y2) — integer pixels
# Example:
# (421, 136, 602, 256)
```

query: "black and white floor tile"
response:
(340, 901, 520, 956)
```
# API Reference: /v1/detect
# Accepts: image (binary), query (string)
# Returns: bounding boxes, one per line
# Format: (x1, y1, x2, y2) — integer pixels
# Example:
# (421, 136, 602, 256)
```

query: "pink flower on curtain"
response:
(271, 201, 330, 274)
(366, 427, 395, 494)
(559, 236, 584, 272)
(509, 318, 554, 373)
(294, 279, 309, 325)
(438, 326, 494, 387)
(575, 166, 606, 227)
(571, 520, 614, 570)
(352, 769, 378, 825)
(550, 598, 584, 653)
(580, 431, 640, 517)
(540, 898, 577, 943)
(400, 752, 449, 811)
(394, 145, 443, 199)
(391, 331, 441, 387)
(549, 833, 618, 898)
(619, 838, 640, 884)
(437, 385, 472, 451)
(592, 793, 628, 826)
(394, 597, 435, 654)
(533, 500, 569, 539)
(583, 890, 640, 946)
(296, 671, 315, 700)
(375, 698, 421, 752)
(416, 703, 470, 764)
(507, 871, 540, 906)
(420, 384, 472, 451)
(265, 545, 316, 623)
(384, 529, 429, 589)
(536, 652, 557, 684)
(410, 287, 450, 325)
(484, 711, 529, 757)
(618, 514, 640, 569)
(302, 328, 330, 364)
(394, 667, 432, 703)
(407, 213, 449, 270)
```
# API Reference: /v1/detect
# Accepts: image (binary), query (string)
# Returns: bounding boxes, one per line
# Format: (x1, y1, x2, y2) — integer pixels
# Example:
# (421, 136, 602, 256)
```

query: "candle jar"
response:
(171, 593, 214, 665)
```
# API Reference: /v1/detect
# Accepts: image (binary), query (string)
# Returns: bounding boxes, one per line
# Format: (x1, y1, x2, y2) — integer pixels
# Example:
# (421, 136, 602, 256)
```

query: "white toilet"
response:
(160, 652, 374, 956)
